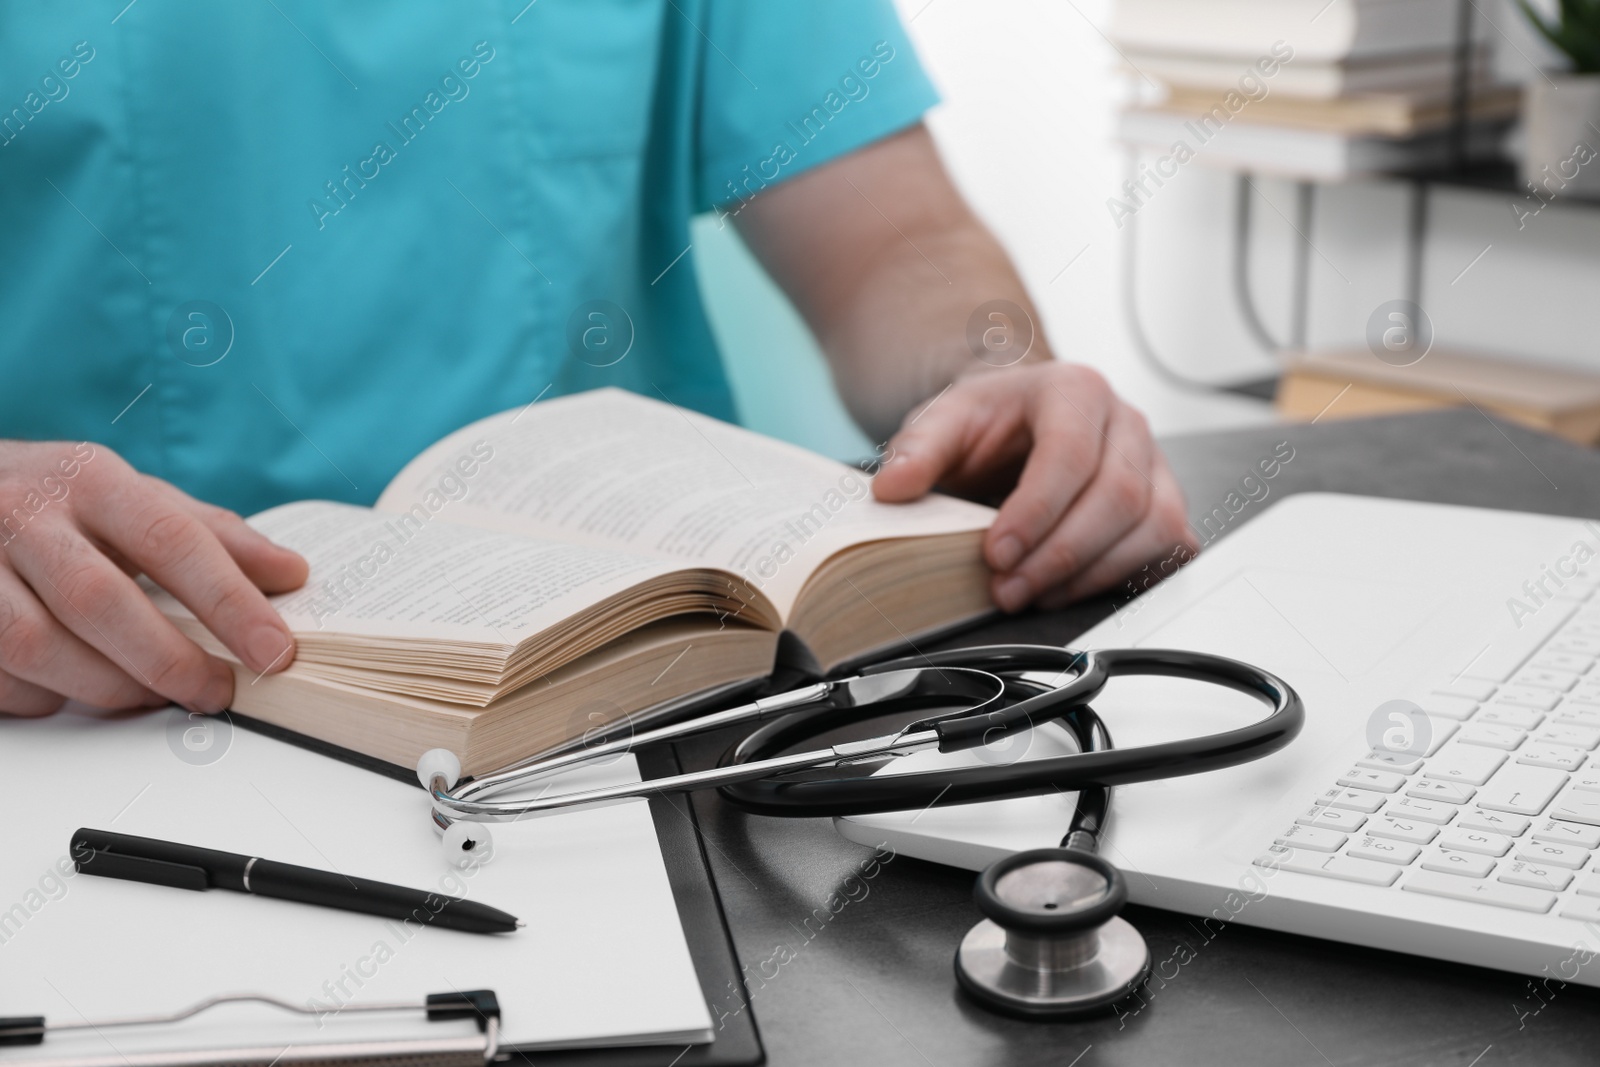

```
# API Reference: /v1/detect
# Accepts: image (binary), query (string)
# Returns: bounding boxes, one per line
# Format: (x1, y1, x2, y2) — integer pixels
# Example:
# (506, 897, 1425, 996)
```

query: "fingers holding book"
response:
(872, 363, 1197, 612)
(0, 440, 307, 716)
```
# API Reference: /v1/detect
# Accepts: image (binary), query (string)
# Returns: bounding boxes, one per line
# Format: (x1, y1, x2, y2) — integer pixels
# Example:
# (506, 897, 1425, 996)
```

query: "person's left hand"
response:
(872, 362, 1198, 612)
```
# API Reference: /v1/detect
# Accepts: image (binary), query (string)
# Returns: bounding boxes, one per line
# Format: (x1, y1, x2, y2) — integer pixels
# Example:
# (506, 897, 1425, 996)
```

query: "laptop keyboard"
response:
(1256, 570, 1600, 922)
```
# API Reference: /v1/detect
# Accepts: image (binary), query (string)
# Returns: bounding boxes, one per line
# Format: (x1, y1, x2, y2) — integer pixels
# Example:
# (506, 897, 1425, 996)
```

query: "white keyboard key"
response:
(1421, 850, 1496, 878)
(1297, 806, 1366, 832)
(1461, 602, 1576, 682)
(1493, 687, 1563, 712)
(1552, 790, 1600, 826)
(1390, 798, 1457, 824)
(1533, 820, 1600, 848)
(1540, 724, 1600, 750)
(1475, 765, 1567, 816)
(1514, 840, 1590, 869)
(1533, 651, 1593, 674)
(1403, 870, 1556, 912)
(1458, 723, 1527, 751)
(1367, 717, 1455, 758)
(1499, 861, 1575, 891)
(1358, 750, 1422, 774)
(1573, 766, 1600, 793)
(1560, 897, 1600, 923)
(1407, 780, 1476, 804)
(1418, 719, 1459, 757)
(1254, 848, 1400, 886)
(1336, 768, 1405, 794)
(1312, 787, 1386, 813)
(1575, 872, 1600, 897)
(1556, 703, 1600, 728)
(1435, 679, 1497, 700)
(1553, 634, 1600, 657)
(1425, 745, 1507, 786)
(1275, 825, 1346, 853)
(1438, 828, 1514, 856)
(1515, 667, 1580, 692)
(1365, 818, 1438, 845)
(1348, 837, 1420, 865)
(1517, 743, 1587, 772)
(1417, 695, 1479, 721)
(1458, 810, 1530, 837)
(1476, 706, 1544, 730)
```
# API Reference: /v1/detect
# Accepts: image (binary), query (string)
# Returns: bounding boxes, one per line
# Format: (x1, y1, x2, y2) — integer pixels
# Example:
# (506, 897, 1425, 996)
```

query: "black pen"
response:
(71, 828, 523, 935)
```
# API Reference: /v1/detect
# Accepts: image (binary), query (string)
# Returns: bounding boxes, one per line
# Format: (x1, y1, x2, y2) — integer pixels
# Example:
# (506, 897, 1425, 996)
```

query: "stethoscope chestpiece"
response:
(954, 848, 1150, 1019)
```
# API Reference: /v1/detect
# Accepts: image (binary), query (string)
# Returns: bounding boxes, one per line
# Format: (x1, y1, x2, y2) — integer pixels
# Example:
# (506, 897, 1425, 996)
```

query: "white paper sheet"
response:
(0, 706, 713, 1058)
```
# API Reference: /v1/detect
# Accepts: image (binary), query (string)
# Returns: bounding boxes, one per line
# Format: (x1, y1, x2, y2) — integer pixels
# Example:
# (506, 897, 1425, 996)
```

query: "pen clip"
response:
(76, 849, 210, 891)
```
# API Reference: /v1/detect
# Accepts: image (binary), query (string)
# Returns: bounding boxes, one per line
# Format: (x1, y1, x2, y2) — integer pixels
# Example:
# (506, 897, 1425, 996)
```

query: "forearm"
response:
(815, 216, 1049, 442)
(731, 123, 1049, 443)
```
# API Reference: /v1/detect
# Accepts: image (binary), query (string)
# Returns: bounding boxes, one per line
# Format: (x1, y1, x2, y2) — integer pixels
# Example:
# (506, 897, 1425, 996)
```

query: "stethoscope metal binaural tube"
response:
(423, 666, 1017, 824)
(422, 645, 1301, 827)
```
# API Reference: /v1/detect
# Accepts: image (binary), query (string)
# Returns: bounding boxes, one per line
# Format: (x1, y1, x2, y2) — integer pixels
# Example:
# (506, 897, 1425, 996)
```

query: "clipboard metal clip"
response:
(0, 989, 502, 1067)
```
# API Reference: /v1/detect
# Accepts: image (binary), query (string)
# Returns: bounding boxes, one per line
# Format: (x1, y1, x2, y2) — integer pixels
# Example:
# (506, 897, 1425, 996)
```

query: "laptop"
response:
(838, 493, 1600, 987)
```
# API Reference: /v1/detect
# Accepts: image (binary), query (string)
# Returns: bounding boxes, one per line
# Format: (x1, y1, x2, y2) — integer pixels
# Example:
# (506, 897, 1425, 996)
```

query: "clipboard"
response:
(231, 716, 764, 1067)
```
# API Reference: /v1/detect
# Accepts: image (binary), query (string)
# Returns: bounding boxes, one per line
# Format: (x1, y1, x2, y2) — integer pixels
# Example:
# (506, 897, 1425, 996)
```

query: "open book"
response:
(151, 389, 996, 775)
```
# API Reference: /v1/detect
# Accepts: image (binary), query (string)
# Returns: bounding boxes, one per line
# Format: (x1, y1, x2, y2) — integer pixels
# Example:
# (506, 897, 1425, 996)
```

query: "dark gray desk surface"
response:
(674, 410, 1600, 1067)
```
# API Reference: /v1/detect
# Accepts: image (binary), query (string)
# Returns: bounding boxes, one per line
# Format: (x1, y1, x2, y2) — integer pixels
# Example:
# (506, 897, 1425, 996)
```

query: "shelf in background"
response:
(1405, 159, 1519, 194)
(1395, 158, 1600, 208)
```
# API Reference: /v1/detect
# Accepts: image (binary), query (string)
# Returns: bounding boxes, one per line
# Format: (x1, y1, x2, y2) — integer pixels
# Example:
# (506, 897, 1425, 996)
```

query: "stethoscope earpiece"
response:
(955, 848, 1150, 1019)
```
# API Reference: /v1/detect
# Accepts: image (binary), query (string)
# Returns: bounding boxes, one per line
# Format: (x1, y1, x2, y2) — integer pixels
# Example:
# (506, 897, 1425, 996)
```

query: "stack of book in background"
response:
(1109, 0, 1520, 180)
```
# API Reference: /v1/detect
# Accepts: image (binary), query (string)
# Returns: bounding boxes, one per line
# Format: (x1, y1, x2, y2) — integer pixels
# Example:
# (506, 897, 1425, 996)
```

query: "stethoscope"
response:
(415, 644, 1303, 1019)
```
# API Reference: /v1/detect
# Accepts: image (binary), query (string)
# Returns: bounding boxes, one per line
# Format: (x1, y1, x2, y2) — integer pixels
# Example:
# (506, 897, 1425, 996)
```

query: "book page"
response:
(156, 500, 681, 643)
(376, 388, 994, 610)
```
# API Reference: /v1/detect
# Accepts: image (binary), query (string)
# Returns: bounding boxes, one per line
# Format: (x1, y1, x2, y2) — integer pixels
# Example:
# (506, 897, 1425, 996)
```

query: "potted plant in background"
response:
(1520, 0, 1600, 198)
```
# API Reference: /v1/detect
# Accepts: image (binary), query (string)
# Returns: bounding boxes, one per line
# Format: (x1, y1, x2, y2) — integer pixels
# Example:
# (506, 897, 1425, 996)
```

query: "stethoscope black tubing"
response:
(1060, 703, 1111, 848)
(716, 644, 1302, 818)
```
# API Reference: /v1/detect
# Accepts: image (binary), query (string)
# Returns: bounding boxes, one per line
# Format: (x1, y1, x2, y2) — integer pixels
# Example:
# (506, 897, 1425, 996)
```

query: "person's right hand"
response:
(0, 440, 308, 717)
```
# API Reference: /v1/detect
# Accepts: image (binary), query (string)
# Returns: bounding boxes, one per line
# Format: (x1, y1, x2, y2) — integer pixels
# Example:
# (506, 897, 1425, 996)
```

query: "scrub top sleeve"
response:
(693, 0, 940, 213)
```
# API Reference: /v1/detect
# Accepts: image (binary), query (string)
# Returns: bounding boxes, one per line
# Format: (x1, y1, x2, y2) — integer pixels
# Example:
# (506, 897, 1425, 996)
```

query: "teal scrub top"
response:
(0, 1, 936, 515)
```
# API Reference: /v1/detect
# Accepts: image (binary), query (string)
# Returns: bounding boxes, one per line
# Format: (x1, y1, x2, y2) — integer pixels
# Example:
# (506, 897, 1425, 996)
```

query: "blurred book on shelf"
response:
(1109, 0, 1515, 181)
(1122, 48, 1492, 101)
(1157, 83, 1519, 137)
(1115, 108, 1508, 180)
(1109, 0, 1472, 62)
(1277, 349, 1600, 445)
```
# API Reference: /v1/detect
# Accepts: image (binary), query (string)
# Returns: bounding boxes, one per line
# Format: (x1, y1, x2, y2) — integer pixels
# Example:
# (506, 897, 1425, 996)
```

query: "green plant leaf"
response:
(1520, 0, 1600, 72)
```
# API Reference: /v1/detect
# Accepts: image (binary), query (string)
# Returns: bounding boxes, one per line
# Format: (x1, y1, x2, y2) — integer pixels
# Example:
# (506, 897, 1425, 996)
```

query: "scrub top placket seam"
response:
(108, 13, 170, 479)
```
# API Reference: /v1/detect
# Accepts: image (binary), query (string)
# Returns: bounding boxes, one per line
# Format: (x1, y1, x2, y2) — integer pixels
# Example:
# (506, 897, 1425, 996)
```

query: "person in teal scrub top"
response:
(0, 1, 1195, 717)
